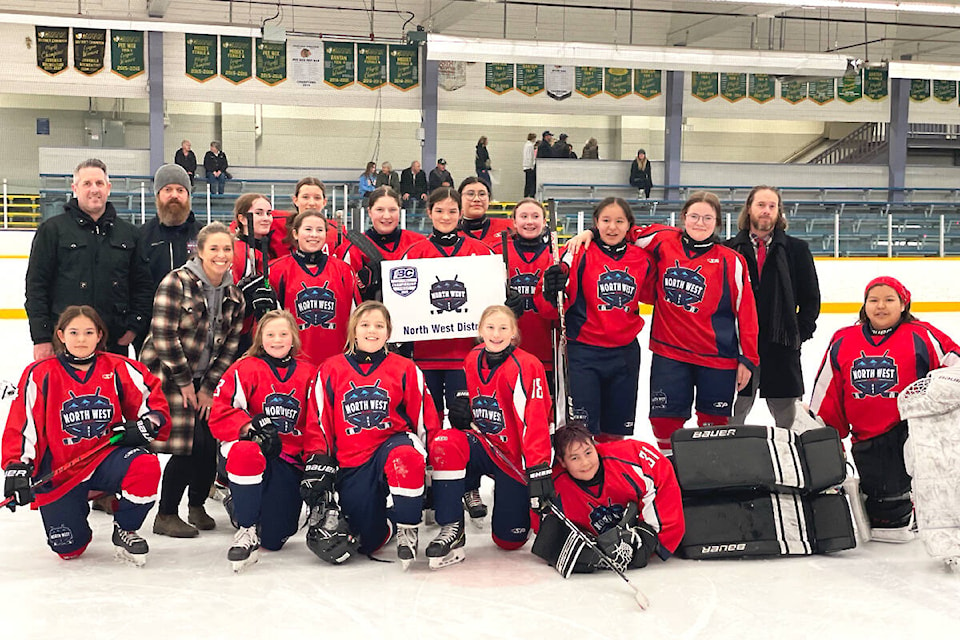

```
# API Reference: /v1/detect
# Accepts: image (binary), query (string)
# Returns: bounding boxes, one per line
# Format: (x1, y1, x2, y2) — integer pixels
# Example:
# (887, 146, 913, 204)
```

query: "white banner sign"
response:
(382, 255, 506, 341)
(289, 38, 322, 88)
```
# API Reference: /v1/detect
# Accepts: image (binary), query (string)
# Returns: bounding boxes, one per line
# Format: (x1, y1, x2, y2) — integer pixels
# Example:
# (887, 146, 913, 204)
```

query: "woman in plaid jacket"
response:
(140, 222, 245, 538)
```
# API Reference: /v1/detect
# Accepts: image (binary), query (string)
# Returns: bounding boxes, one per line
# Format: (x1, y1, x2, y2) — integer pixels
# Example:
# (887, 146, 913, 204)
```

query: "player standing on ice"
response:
(300, 301, 440, 568)
(3, 306, 170, 566)
(429, 305, 553, 566)
(208, 310, 318, 571)
(231, 194, 280, 353)
(810, 276, 960, 542)
(457, 177, 512, 249)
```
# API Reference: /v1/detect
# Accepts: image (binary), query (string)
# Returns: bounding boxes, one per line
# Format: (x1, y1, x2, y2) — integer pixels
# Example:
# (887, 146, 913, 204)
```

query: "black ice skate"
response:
(426, 519, 466, 569)
(228, 525, 261, 573)
(462, 489, 488, 529)
(112, 522, 148, 568)
(396, 524, 419, 570)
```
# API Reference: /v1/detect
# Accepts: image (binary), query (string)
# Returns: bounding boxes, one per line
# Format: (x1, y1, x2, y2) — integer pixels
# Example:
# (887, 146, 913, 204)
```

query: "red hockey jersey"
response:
(209, 355, 317, 459)
(462, 216, 513, 249)
(552, 439, 685, 553)
(463, 345, 552, 483)
(268, 253, 361, 367)
(304, 352, 441, 468)
(2, 353, 170, 506)
(334, 228, 424, 269)
(810, 321, 960, 442)
(635, 225, 759, 371)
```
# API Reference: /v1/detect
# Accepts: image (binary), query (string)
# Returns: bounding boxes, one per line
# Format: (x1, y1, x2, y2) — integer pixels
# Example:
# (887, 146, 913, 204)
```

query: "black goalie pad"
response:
(671, 425, 845, 494)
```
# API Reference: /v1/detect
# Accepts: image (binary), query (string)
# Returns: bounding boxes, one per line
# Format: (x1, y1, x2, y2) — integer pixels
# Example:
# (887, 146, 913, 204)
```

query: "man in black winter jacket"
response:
(25, 158, 153, 359)
(400, 160, 428, 213)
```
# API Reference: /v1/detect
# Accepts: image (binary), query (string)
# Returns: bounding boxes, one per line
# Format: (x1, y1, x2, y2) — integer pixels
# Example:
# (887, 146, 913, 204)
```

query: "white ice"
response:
(2, 315, 960, 640)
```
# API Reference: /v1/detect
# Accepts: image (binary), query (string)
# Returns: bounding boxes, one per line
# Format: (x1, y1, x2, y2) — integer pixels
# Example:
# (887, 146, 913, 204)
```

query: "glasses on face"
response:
(462, 191, 488, 200)
(686, 214, 716, 224)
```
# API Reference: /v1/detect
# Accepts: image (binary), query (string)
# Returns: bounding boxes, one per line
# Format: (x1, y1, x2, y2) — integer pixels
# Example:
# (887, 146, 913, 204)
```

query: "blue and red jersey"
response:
(461, 216, 513, 250)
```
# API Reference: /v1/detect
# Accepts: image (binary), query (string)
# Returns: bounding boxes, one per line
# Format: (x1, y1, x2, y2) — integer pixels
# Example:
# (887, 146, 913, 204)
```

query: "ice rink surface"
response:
(2, 315, 960, 640)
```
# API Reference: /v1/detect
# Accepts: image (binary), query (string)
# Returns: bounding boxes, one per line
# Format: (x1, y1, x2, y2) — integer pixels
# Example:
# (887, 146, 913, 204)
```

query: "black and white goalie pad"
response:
(672, 425, 845, 495)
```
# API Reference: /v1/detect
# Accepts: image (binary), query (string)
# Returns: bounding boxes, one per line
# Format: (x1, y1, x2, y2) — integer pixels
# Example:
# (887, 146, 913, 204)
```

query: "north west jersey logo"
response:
(430, 275, 468, 314)
(597, 266, 636, 311)
(663, 261, 706, 312)
(509, 268, 541, 312)
(589, 499, 626, 534)
(471, 393, 505, 435)
(342, 380, 391, 435)
(60, 388, 114, 444)
(262, 388, 302, 435)
(296, 282, 337, 329)
(851, 351, 899, 398)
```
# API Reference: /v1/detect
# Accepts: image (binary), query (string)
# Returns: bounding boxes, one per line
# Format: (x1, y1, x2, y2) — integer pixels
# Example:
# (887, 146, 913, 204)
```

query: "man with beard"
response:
(725, 186, 820, 428)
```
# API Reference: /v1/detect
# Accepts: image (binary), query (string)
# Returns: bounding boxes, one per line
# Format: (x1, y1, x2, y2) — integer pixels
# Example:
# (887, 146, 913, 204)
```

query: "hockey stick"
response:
(2, 432, 123, 511)
(547, 199, 572, 429)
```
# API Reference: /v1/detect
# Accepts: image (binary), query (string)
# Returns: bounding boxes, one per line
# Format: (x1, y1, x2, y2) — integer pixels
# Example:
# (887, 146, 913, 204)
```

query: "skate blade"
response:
(231, 549, 261, 573)
(400, 556, 415, 571)
(428, 548, 465, 570)
(114, 547, 146, 568)
(870, 528, 916, 544)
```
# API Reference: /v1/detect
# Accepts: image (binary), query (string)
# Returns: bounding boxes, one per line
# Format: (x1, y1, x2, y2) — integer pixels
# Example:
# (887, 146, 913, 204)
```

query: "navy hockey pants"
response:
(567, 340, 640, 436)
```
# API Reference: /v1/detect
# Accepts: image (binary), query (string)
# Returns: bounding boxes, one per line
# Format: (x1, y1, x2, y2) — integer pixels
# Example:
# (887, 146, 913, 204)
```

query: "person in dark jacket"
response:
(25, 158, 153, 360)
(174, 139, 197, 186)
(375, 161, 401, 192)
(725, 185, 821, 428)
(629, 149, 652, 198)
(475, 136, 491, 188)
(428, 158, 454, 192)
(581, 138, 599, 159)
(399, 160, 428, 214)
(203, 141, 229, 195)
(537, 131, 556, 159)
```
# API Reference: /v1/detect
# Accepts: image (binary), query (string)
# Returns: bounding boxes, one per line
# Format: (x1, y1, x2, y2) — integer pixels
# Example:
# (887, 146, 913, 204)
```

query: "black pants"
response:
(524, 169, 536, 198)
(851, 421, 913, 528)
(158, 384, 218, 514)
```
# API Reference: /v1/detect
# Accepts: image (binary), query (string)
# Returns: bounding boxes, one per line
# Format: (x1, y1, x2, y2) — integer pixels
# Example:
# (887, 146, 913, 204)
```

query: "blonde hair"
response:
(478, 305, 520, 346)
(345, 301, 393, 355)
(244, 310, 301, 359)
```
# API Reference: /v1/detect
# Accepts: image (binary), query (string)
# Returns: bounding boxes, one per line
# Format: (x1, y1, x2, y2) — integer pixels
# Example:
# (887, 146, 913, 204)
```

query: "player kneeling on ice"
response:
(209, 310, 324, 571)
(2, 306, 170, 567)
(533, 423, 685, 576)
(810, 276, 960, 543)
(300, 301, 440, 569)
(430, 305, 553, 564)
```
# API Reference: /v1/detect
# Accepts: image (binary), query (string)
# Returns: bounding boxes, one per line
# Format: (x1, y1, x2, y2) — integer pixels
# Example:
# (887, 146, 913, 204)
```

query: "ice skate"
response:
(462, 489, 488, 529)
(112, 522, 148, 568)
(222, 492, 239, 530)
(396, 524, 419, 570)
(871, 512, 916, 544)
(209, 480, 229, 502)
(228, 525, 261, 573)
(426, 519, 466, 569)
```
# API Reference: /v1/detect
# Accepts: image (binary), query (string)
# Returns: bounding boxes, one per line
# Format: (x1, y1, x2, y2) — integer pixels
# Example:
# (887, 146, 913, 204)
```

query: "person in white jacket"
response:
(522, 133, 537, 198)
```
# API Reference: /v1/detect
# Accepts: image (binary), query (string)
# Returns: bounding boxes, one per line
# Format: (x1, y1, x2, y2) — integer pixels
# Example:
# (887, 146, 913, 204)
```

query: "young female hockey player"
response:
(334, 186, 424, 301)
(141, 222, 245, 538)
(429, 305, 553, 564)
(231, 193, 279, 353)
(209, 310, 317, 570)
(810, 276, 960, 542)
(3, 306, 171, 565)
(457, 177, 512, 249)
(402, 187, 494, 414)
(537, 197, 656, 442)
(532, 422, 684, 576)
(268, 210, 360, 367)
(300, 301, 440, 568)
(284, 177, 342, 255)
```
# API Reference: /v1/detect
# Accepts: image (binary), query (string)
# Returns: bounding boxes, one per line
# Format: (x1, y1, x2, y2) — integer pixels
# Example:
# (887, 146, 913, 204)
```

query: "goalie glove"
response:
(237, 274, 279, 320)
(596, 502, 658, 570)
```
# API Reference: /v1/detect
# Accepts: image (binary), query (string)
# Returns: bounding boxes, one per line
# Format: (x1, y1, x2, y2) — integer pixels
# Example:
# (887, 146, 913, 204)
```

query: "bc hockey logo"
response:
(851, 350, 899, 398)
(342, 381, 391, 435)
(597, 266, 637, 311)
(296, 282, 337, 330)
(263, 388, 302, 435)
(509, 268, 541, 312)
(430, 275, 468, 314)
(471, 393, 505, 436)
(663, 261, 706, 312)
(389, 266, 418, 297)
(589, 499, 626, 534)
(61, 388, 114, 445)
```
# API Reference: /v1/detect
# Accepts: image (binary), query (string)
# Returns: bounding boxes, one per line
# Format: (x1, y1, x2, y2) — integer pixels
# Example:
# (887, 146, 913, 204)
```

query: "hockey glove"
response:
(596, 502, 658, 569)
(542, 264, 569, 306)
(4, 462, 34, 511)
(448, 391, 472, 431)
(504, 288, 526, 319)
(111, 416, 161, 447)
(356, 265, 381, 298)
(526, 463, 555, 514)
(238, 274, 280, 320)
(306, 504, 360, 565)
(243, 415, 282, 458)
(300, 454, 338, 507)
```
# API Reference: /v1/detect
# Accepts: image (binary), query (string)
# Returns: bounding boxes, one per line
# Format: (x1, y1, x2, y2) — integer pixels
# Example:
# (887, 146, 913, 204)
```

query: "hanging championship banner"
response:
(749, 74, 775, 103)
(720, 73, 747, 102)
(517, 64, 545, 96)
(546, 65, 574, 101)
(934, 79, 957, 103)
(781, 80, 807, 104)
(289, 38, 322, 88)
(575, 66, 602, 97)
(256, 39, 286, 86)
(382, 255, 506, 341)
(110, 30, 144, 79)
(634, 69, 661, 99)
(324, 42, 355, 88)
(36, 27, 69, 75)
(838, 71, 862, 103)
(389, 44, 419, 90)
(438, 61, 466, 91)
(221, 36, 252, 83)
(604, 67, 632, 98)
(74, 28, 106, 75)
(185, 34, 217, 82)
(910, 79, 931, 102)
(358, 44, 387, 89)
(808, 79, 835, 105)
(864, 68, 888, 100)
(485, 63, 514, 94)
(691, 72, 718, 101)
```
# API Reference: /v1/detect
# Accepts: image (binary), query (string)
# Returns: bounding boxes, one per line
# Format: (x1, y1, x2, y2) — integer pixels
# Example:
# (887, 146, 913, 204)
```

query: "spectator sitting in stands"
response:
(400, 160, 428, 214)
(428, 158, 454, 192)
(174, 139, 197, 186)
(203, 141, 229, 195)
(375, 161, 401, 192)
(629, 149, 652, 199)
(359, 162, 377, 198)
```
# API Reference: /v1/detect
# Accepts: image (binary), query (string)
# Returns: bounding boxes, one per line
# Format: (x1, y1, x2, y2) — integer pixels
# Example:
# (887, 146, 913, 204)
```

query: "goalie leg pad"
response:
(851, 423, 913, 528)
(531, 513, 600, 577)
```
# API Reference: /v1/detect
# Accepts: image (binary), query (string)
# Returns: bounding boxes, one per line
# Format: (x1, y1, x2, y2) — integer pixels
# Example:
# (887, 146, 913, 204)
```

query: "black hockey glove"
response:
(238, 274, 280, 320)
(504, 288, 526, 319)
(596, 502, 658, 569)
(542, 264, 569, 306)
(448, 391, 472, 431)
(111, 416, 161, 447)
(4, 462, 34, 511)
(300, 454, 338, 507)
(243, 415, 281, 458)
(526, 463, 555, 514)
(356, 265, 381, 297)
